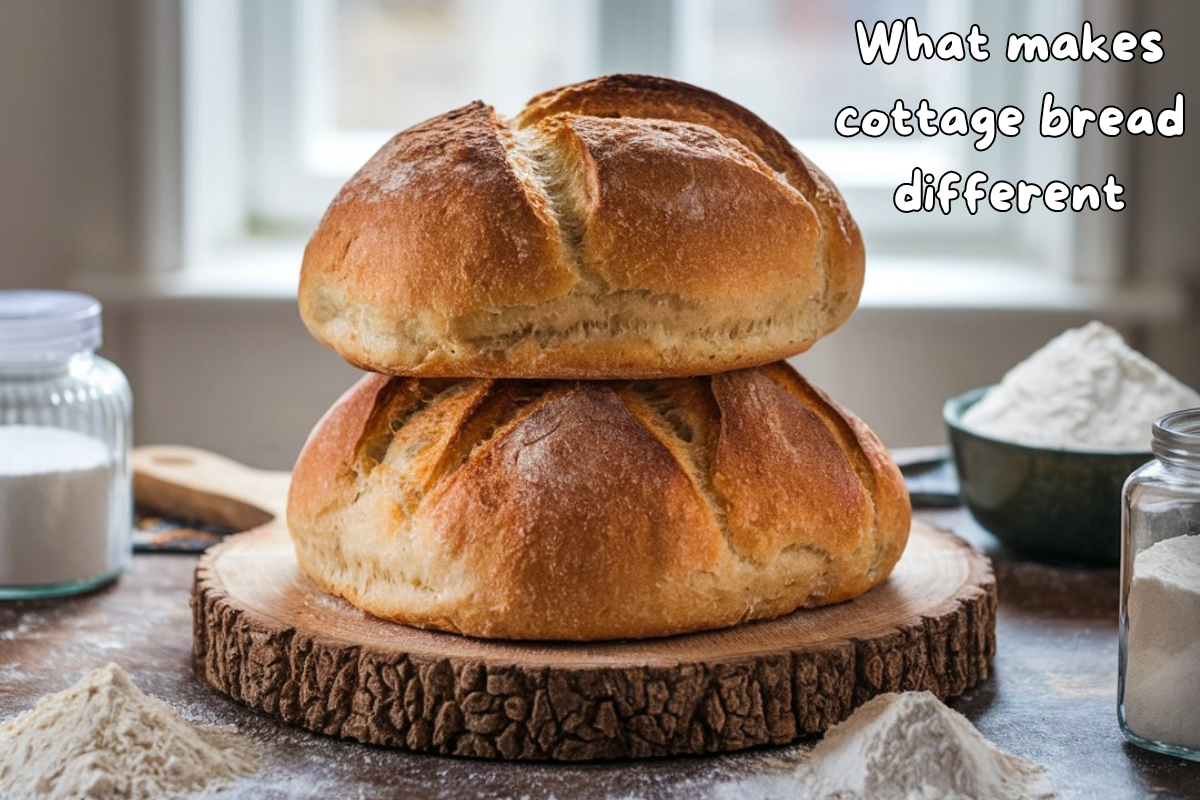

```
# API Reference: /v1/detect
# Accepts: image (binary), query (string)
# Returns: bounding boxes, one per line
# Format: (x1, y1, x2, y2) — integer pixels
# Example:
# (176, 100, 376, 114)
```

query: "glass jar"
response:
(0, 291, 133, 599)
(1119, 407, 1200, 761)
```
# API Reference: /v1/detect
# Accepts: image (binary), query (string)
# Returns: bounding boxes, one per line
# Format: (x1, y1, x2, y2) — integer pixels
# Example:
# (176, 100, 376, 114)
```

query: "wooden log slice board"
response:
(193, 519, 996, 761)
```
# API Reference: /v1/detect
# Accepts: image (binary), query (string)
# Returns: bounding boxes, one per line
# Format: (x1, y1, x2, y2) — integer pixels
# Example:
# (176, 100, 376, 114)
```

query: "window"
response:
(182, 0, 1089, 275)
(245, 0, 598, 228)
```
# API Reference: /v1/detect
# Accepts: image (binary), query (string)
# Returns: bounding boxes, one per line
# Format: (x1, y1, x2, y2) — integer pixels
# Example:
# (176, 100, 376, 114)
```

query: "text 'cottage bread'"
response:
(288, 362, 910, 640)
(299, 75, 865, 379)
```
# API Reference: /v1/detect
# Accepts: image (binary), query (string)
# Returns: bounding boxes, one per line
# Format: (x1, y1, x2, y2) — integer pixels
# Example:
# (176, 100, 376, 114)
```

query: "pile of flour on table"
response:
(805, 691, 1054, 800)
(0, 663, 258, 800)
(962, 321, 1200, 451)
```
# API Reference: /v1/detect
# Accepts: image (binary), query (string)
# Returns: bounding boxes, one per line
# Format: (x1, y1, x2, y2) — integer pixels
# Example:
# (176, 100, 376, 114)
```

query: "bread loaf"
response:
(299, 75, 865, 379)
(287, 361, 909, 640)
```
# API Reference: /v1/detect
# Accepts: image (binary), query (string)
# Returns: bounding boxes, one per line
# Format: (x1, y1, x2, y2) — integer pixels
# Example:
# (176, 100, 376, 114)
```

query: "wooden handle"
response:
(133, 445, 290, 532)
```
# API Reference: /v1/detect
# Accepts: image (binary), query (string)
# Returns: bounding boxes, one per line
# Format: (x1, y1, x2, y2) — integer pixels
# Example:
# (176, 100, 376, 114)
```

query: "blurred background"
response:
(0, 0, 1196, 467)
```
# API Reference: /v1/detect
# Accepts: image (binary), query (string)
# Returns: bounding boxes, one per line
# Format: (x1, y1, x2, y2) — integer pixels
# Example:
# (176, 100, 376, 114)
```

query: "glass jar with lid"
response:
(1119, 407, 1200, 761)
(0, 291, 133, 599)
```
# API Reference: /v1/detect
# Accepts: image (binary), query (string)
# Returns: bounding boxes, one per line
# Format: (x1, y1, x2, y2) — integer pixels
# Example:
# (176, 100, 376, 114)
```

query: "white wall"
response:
(2, 0, 1197, 470)
(0, 1, 136, 290)
(1128, 0, 1200, 385)
(123, 302, 361, 468)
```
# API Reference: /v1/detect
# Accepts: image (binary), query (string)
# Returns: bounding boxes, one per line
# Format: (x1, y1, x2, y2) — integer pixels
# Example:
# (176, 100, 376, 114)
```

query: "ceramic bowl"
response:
(944, 387, 1152, 565)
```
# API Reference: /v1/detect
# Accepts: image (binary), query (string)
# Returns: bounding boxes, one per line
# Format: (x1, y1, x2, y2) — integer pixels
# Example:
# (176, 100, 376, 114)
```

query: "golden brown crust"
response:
(299, 76, 865, 379)
(287, 362, 910, 640)
(561, 115, 822, 304)
(298, 102, 577, 370)
(709, 369, 870, 566)
(520, 74, 866, 324)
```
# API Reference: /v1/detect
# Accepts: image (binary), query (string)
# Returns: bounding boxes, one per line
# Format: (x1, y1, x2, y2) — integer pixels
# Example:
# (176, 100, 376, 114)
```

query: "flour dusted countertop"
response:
(2, 506, 1200, 800)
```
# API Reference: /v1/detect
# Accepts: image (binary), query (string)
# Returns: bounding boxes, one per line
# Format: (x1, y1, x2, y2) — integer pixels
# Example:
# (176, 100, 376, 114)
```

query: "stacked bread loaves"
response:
(289, 75, 911, 641)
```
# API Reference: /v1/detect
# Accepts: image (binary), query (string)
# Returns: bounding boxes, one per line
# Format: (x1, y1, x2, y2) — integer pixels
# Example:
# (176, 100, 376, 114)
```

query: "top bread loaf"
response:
(300, 75, 864, 378)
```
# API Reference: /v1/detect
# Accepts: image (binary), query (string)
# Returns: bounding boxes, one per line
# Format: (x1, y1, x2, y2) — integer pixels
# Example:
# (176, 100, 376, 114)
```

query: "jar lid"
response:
(0, 290, 102, 363)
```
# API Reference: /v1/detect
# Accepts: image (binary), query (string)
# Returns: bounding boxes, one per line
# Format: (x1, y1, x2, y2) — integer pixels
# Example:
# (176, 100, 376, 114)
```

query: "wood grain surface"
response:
(192, 520, 995, 760)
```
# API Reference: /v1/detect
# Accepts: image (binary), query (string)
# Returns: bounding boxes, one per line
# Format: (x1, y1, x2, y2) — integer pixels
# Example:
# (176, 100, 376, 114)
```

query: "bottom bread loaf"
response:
(287, 361, 911, 640)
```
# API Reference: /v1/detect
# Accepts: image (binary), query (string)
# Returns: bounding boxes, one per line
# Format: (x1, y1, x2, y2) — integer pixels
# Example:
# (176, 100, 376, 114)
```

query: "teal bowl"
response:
(944, 387, 1152, 565)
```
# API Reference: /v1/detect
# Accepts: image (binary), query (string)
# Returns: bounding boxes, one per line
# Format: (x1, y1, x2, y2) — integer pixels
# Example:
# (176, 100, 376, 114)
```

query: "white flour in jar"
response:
(961, 322, 1200, 451)
(0, 425, 115, 586)
(1124, 533, 1200, 751)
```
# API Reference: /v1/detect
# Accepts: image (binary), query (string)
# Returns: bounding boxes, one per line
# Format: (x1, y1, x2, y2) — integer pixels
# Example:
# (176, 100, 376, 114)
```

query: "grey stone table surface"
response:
(2, 507, 1198, 799)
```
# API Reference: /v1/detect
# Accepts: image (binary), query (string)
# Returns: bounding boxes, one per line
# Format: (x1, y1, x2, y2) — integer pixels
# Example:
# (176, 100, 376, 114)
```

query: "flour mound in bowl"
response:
(0, 663, 258, 800)
(962, 321, 1200, 451)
